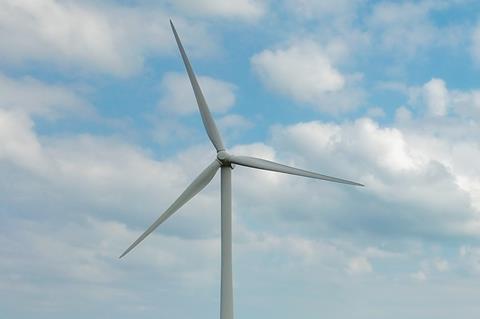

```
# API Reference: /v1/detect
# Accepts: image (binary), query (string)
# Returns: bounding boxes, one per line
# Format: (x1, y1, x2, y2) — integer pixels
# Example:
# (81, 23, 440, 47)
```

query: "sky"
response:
(2, 0, 480, 318)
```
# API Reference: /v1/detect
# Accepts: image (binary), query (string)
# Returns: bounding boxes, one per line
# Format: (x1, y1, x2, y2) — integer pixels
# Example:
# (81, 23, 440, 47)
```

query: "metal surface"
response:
(170, 20, 225, 152)
(119, 160, 221, 258)
(221, 166, 233, 319)
(228, 155, 364, 186)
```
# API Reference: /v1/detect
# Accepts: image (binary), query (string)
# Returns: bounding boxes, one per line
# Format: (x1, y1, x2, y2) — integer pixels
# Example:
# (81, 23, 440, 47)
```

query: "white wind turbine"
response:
(120, 20, 364, 319)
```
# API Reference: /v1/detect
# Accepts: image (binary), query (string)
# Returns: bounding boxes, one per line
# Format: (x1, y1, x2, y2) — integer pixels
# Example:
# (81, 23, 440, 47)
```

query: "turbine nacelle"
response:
(217, 150, 232, 166)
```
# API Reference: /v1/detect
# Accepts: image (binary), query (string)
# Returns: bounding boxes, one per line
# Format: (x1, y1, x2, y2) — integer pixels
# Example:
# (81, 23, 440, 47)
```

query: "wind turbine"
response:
(120, 20, 364, 319)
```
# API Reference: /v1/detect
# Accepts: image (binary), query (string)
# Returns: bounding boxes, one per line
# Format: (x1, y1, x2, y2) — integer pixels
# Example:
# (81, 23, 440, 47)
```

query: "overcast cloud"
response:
(2, 1, 480, 319)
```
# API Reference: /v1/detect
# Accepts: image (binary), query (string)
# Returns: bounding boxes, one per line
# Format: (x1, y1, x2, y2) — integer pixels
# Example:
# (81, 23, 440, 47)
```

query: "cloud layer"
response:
(251, 40, 364, 114)
(2, 1, 480, 318)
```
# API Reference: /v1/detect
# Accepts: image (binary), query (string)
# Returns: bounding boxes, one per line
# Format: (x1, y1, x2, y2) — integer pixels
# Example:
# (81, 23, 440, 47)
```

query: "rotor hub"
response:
(217, 150, 231, 165)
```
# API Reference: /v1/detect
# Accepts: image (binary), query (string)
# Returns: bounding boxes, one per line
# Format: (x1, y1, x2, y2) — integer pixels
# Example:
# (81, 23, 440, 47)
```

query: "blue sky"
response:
(2, 0, 480, 318)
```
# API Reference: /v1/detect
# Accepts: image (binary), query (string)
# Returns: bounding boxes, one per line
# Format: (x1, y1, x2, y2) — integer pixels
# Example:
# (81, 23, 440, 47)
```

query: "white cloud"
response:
(459, 245, 480, 273)
(347, 256, 373, 275)
(366, 106, 386, 118)
(0, 0, 215, 76)
(2, 2, 480, 317)
(450, 89, 480, 120)
(408, 78, 480, 121)
(0, 105, 215, 230)
(0, 109, 47, 173)
(367, 1, 464, 57)
(285, 0, 362, 20)
(395, 106, 413, 123)
(472, 22, 480, 65)
(411, 270, 428, 282)
(218, 114, 253, 131)
(158, 72, 236, 115)
(423, 78, 449, 116)
(368, 1, 433, 55)
(252, 40, 345, 94)
(170, 0, 266, 21)
(274, 118, 422, 172)
(434, 259, 449, 272)
(151, 118, 194, 145)
(268, 116, 480, 239)
(251, 40, 364, 114)
(0, 216, 222, 315)
(217, 114, 253, 139)
(0, 74, 91, 118)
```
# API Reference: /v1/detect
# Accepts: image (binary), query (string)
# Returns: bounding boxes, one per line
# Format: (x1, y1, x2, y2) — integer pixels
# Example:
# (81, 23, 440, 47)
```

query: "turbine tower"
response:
(120, 20, 364, 319)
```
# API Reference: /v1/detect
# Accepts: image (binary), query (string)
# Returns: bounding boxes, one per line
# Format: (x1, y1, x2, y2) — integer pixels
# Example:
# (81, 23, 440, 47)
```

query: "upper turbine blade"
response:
(228, 155, 364, 186)
(119, 159, 221, 258)
(170, 20, 225, 152)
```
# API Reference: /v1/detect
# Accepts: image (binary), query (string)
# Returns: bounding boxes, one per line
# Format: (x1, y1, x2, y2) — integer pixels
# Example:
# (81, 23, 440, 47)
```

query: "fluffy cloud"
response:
(0, 110, 47, 173)
(347, 256, 373, 274)
(251, 40, 364, 114)
(407, 77, 480, 120)
(450, 88, 480, 120)
(170, 0, 266, 21)
(368, 1, 434, 53)
(472, 22, 480, 65)
(158, 72, 236, 115)
(267, 116, 479, 239)
(0, 74, 91, 118)
(423, 78, 449, 116)
(0, 216, 223, 318)
(284, 0, 362, 20)
(3, 74, 480, 318)
(3, 2, 480, 317)
(367, 1, 465, 57)
(217, 114, 254, 142)
(0, 0, 215, 76)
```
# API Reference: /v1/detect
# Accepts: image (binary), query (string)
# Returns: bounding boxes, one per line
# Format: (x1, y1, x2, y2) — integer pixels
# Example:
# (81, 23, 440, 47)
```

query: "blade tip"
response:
(119, 248, 131, 259)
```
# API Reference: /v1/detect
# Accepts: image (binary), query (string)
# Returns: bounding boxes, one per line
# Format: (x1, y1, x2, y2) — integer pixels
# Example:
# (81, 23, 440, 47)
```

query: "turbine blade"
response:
(229, 155, 364, 186)
(119, 160, 221, 258)
(170, 20, 225, 152)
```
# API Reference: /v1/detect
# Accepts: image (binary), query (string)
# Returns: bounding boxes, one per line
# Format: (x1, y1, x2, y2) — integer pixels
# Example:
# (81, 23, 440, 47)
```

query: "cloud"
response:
(217, 114, 253, 140)
(365, 106, 386, 118)
(408, 77, 480, 120)
(347, 256, 373, 275)
(0, 109, 47, 173)
(459, 245, 480, 274)
(251, 40, 364, 114)
(434, 258, 449, 272)
(252, 40, 344, 94)
(395, 106, 413, 123)
(2, 79, 480, 318)
(423, 78, 449, 117)
(284, 0, 362, 20)
(150, 118, 195, 145)
(0, 101, 215, 231)
(266, 116, 479, 239)
(0, 0, 216, 76)
(169, 0, 266, 21)
(2, 2, 480, 317)
(411, 270, 428, 281)
(450, 88, 480, 120)
(367, 1, 465, 57)
(0, 215, 222, 317)
(0, 73, 91, 118)
(472, 22, 480, 65)
(158, 72, 236, 115)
